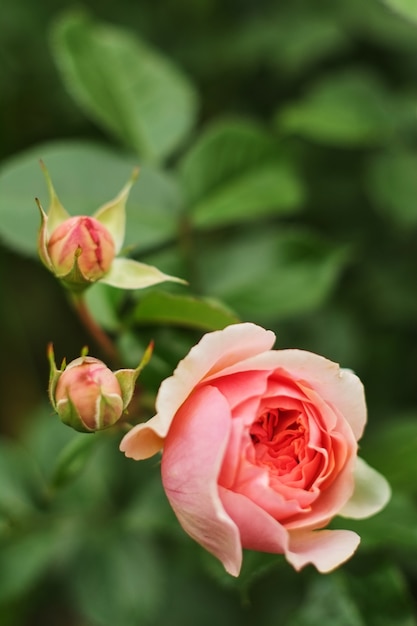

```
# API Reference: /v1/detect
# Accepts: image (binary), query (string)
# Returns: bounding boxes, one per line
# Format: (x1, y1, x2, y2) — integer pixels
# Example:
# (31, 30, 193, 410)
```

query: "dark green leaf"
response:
(346, 562, 417, 626)
(366, 149, 417, 227)
(70, 531, 164, 626)
(361, 416, 417, 494)
(0, 529, 59, 604)
(287, 574, 365, 626)
(0, 440, 40, 522)
(133, 291, 239, 331)
(51, 433, 97, 488)
(51, 11, 198, 162)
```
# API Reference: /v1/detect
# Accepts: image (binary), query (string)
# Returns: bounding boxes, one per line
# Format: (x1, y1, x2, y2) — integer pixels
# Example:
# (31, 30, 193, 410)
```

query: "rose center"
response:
(249, 409, 307, 475)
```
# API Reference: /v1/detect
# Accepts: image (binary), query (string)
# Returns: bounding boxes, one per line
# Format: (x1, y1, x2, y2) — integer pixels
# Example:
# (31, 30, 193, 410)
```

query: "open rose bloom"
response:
(121, 323, 390, 576)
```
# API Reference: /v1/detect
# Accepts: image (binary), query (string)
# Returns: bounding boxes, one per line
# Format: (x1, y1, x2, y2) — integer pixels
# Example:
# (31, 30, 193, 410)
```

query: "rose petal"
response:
(207, 350, 367, 441)
(339, 457, 391, 519)
(162, 385, 242, 577)
(220, 487, 289, 556)
(120, 325, 275, 460)
(286, 528, 361, 572)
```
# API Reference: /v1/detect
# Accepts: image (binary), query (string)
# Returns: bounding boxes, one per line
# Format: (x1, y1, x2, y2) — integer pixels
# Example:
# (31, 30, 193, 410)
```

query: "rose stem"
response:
(69, 292, 122, 367)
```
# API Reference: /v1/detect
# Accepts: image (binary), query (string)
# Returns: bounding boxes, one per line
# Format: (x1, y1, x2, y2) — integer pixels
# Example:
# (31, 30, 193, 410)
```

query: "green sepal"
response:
(94, 167, 139, 254)
(36, 198, 53, 271)
(40, 159, 70, 232)
(100, 257, 187, 290)
(47, 343, 63, 411)
(58, 247, 95, 292)
(57, 393, 92, 433)
(114, 340, 154, 409)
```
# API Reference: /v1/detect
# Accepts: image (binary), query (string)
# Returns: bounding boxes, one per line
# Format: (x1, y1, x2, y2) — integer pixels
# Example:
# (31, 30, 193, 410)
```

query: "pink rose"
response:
(120, 323, 390, 576)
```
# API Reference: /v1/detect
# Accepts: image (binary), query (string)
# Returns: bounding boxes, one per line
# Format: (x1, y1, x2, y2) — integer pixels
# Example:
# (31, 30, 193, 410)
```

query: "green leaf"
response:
(287, 574, 365, 626)
(199, 228, 349, 321)
(0, 440, 40, 522)
(333, 492, 417, 551)
(51, 434, 97, 488)
(0, 140, 180, 257)
(277, 70, 395, 147)
(0, 529, 59, 604)
(132, 291, 239, 331)
(366, 149, 417, 227)
(51, 11, 198, 162)
(360, 416, 417, 494)
(382, 0, 417, 25)
(70, 531, 164, 626)
(178, 119, 304, 228)
(346, 562, 417, 626)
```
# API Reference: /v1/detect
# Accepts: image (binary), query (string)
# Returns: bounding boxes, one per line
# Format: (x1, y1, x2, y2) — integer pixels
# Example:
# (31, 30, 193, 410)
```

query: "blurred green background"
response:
(0, 0, 416, 624)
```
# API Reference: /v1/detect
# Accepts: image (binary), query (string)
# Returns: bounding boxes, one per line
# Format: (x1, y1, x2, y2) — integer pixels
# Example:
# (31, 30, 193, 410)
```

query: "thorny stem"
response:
(69, 291, 122, 367)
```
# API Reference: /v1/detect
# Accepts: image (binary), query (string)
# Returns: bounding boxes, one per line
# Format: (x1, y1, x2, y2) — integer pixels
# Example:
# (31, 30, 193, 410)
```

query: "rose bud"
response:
(53, 356, 123, 432)
(120, 323, 391, 576)
(47, 215, 116, 284)
(48, 343, 154, 433)
(37, 163, 186, 292)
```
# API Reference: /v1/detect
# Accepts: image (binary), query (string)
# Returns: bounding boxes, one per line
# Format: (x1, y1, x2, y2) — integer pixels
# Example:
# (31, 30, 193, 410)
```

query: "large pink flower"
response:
(120, 323, 390, 576)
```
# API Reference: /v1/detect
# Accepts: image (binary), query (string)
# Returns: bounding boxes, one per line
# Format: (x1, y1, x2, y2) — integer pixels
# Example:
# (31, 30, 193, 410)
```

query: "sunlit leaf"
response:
(277, 70, 395, 146)
(179, 119, 305, 228)
(0, 141, 180, 257)
(51, 11, 198, 162)
(382, 0, 417, 25)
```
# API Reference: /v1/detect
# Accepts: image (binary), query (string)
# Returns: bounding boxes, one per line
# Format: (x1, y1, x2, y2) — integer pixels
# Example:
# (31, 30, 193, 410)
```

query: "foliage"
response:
(0, 0, 416, 624)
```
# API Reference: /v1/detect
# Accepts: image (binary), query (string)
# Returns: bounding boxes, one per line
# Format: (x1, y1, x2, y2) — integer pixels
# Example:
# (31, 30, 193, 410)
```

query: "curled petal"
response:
(208, 349, 367, 441)
(121, 324, 276, 460)
(339, 457, 391, 519)
(286, 528, 361, 572)
(100, 257, 186, 290)
(161, 386, 242, 576)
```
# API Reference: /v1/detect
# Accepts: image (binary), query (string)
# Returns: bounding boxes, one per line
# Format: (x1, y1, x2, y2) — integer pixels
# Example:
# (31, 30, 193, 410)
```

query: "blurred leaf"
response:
(84, 282, 123, 332)
(199, 228, 349, 322)
(0, 529, 59, 604)
(51, 11, 198, 163)
(287, 574, 364, 626)
(366, 148, 417, 227)
(0, 440, 40, 522)
(0, 140, 180, 257)
(277, 70, 395, 147)
(334, 492, 417, 551)
(360, 416, 417, 494)
(70, 531, 164, 626)
(179, 119, 305, 228)
(132, 291, 239, 331)
(382, 0, 417, 25)
(51, 433, 97, 488)
(346, 562, 417, 626)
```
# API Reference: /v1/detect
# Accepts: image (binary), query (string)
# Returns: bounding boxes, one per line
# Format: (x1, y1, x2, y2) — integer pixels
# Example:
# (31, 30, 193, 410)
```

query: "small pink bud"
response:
(54, 356, 124, 432)
(47, 216, 115, 283)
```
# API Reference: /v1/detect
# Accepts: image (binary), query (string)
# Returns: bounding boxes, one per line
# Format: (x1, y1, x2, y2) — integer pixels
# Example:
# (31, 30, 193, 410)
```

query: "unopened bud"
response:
(48, 343, 154, 433)
(47, 215, 115, 287)
(54, 356, 123, 432)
